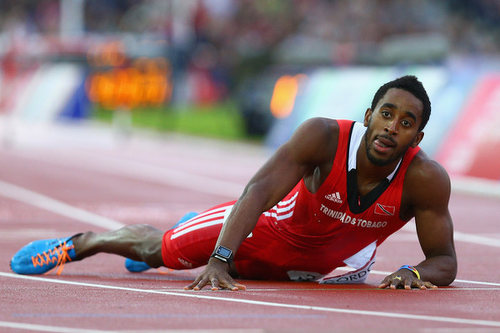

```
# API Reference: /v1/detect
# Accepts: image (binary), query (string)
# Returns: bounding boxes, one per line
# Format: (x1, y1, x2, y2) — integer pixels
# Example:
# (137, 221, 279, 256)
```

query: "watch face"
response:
(217, 246, 232, 258)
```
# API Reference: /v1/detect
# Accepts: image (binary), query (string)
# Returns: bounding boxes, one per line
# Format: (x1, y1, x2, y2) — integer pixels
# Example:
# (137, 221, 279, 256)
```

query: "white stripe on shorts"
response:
(173, 208, 226, 233)
(170, 204, 233, 240)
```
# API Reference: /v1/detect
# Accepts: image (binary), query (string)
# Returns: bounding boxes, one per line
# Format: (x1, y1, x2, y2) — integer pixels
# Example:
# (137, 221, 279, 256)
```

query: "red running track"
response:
(0, 123, 499, 332)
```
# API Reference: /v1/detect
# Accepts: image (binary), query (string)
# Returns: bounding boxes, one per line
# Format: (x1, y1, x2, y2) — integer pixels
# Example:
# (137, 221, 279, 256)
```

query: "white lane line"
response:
(1, 272, 500, 328)
(0, 179, 499, 288)
(335, 266, 500, 287)
(363, 269, 500, 287)
(0, 320, 258, 333)
(454, 230, 500, 247)
(0, 180, 124, 230)
(13, 149, 245, 198)
(156, 287, 500, 292)
(402, 223, 500, 248)
(449, 279, 500, 287)
(453, 176, 500, 198)
(2, 176, 500, 251)
(0, 320, 112, 333)
(73, 153, 245, 198)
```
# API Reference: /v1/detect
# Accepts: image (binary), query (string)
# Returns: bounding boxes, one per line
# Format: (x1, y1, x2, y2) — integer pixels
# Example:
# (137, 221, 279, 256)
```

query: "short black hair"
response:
(370, 75, 431, 131)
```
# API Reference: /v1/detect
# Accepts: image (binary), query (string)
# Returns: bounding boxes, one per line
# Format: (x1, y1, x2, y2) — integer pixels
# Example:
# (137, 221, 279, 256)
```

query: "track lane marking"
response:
(1, 178, 499, 249)
(453, 176, 500, 198)
(0, 320, 112, 333)
(337, 268, 500, 287)
(149, 287, 500, 292)
(1, 179, 499, 288)
(10, 149, 245, 198)
(0, 180, 125, 230)
(402, 223, 500, 247)
(0, 320, 265, 332)
(224, 287, 500, 291)
(1, 272, 500, 328)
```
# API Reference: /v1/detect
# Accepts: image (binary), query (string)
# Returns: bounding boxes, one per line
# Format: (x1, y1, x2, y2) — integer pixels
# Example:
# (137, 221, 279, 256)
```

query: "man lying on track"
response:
(10, 75, 457, 291)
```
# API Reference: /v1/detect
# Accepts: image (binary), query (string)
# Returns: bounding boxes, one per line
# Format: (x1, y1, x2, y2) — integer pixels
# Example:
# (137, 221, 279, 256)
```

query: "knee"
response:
(117, 224, 159, 240)
(125, 224, 163, 266)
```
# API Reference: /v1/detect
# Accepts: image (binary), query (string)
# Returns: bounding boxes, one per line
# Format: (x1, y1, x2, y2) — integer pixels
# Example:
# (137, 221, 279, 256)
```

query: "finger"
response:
(404, 280, 412, 290)
(184, 276, 203, 290)
(224, 282, 246, 291)
(211, 278, 220, 291)
(378, 281, 390, 289)
(233, 282, 247, 291)
(423, 281, 438, 289)
(405, 276, 422, 290)
(218, 277, 246, 291)
(377, 276, 392, 289)
(412, 279, 427, 290)
(194, 277, 209, 291)
(412, 280, 436, 290)
(390, 275, 403, 289)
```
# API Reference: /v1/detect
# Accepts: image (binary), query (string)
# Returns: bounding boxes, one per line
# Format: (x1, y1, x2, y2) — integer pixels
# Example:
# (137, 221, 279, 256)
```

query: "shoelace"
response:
(31, 241, 74, 276)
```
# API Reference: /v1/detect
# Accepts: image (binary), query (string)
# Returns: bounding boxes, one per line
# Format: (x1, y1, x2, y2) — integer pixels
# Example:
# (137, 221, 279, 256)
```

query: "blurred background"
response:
(1, 0, 500, 182)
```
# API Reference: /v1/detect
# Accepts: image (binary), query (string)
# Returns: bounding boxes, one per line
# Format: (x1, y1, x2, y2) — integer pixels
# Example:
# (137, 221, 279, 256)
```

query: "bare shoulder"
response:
(404, 150, 451, 210)
(293, 117, 339, 140)
(407, 150, 450, 188)
(287, 117, 340, 164)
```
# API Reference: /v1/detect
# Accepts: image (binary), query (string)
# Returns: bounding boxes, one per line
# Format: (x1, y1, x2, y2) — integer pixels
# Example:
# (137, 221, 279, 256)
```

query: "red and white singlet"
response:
(162, 120, 420, 283)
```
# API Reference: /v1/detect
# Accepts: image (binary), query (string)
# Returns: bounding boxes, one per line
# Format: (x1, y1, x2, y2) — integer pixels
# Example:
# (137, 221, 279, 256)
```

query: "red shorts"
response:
(161, 201, 344, 280)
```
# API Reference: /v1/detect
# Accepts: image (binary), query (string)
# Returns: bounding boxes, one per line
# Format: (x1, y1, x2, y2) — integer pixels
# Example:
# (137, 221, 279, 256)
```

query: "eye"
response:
(401, 119, 412, 128)
(381, 110, 391, 118)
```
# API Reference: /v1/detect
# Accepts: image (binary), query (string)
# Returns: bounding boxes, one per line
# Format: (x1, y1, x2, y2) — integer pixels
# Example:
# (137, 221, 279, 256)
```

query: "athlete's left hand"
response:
(378, 270, 437, 290)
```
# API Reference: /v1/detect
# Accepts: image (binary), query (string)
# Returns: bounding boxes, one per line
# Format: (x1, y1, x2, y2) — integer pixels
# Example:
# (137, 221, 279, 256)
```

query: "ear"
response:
(411, 131, 424, 147)
(363, 108, 372, 127)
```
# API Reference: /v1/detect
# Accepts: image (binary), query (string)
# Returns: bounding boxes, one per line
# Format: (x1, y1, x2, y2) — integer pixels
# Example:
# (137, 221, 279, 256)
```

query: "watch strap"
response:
(210, 245, 234, 264)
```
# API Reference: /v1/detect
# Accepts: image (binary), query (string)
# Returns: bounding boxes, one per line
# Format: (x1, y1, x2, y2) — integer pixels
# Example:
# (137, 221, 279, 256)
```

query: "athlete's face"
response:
(363, 88, 424, 166)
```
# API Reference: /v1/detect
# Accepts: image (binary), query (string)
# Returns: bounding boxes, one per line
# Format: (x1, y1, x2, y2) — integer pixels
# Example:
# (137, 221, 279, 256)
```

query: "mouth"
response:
(373, 135, 396, 153)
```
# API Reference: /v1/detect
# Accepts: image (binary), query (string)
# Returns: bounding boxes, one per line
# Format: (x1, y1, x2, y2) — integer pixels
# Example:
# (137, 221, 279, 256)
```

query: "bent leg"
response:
(162, 201, 236, 270)
(72, 224, 164, 268)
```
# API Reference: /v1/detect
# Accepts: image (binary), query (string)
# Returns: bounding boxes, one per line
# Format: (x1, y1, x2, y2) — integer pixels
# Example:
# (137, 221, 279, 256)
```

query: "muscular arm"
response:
(380, 155, 457, 289)
(186, 118, 338, 290)
(411, 158, 457, 285)
(216, 119, 336, 256)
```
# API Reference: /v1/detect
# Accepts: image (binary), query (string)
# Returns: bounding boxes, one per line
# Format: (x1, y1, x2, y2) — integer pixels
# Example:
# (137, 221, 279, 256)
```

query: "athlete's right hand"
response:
(184, 258, 246, 291)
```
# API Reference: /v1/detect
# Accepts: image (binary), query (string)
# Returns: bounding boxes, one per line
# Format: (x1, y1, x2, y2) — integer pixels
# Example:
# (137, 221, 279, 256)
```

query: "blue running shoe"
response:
(125, 258, 151, 272)
(171, 211, 198, 229)
(10, 236, 79, 275)
(124, 212, 198, 273)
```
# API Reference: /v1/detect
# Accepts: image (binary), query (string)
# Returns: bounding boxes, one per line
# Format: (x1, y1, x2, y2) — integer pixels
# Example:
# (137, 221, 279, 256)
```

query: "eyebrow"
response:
(380, 103, 417, 121)
(380, 103, 396, 109)
(404, 111, 417, 122)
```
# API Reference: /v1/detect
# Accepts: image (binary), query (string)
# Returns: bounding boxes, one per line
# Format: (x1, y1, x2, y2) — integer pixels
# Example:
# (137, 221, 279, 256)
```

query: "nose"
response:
(384, 120, 398, 135)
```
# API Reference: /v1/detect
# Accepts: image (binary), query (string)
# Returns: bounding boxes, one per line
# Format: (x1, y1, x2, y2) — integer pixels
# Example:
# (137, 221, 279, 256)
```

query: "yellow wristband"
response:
(400, 265, 421, 280)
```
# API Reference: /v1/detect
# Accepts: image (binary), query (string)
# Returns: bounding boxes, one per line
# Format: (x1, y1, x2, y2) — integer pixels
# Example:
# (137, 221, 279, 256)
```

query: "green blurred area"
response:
(92, 101, 263, 142)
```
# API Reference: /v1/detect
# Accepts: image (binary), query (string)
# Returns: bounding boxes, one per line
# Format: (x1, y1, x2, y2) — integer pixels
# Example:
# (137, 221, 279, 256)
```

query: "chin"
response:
(367, 154, 391, 166)
(366, 148, 397, 167)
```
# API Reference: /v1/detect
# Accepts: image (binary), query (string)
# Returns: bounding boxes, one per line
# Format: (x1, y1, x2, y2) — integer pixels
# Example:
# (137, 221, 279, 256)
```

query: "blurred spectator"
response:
(1, 0, 500, 101)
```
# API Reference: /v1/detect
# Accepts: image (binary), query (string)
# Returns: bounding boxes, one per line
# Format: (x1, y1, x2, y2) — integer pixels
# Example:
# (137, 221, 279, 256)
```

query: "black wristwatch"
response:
(210, 245, 234, 264)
